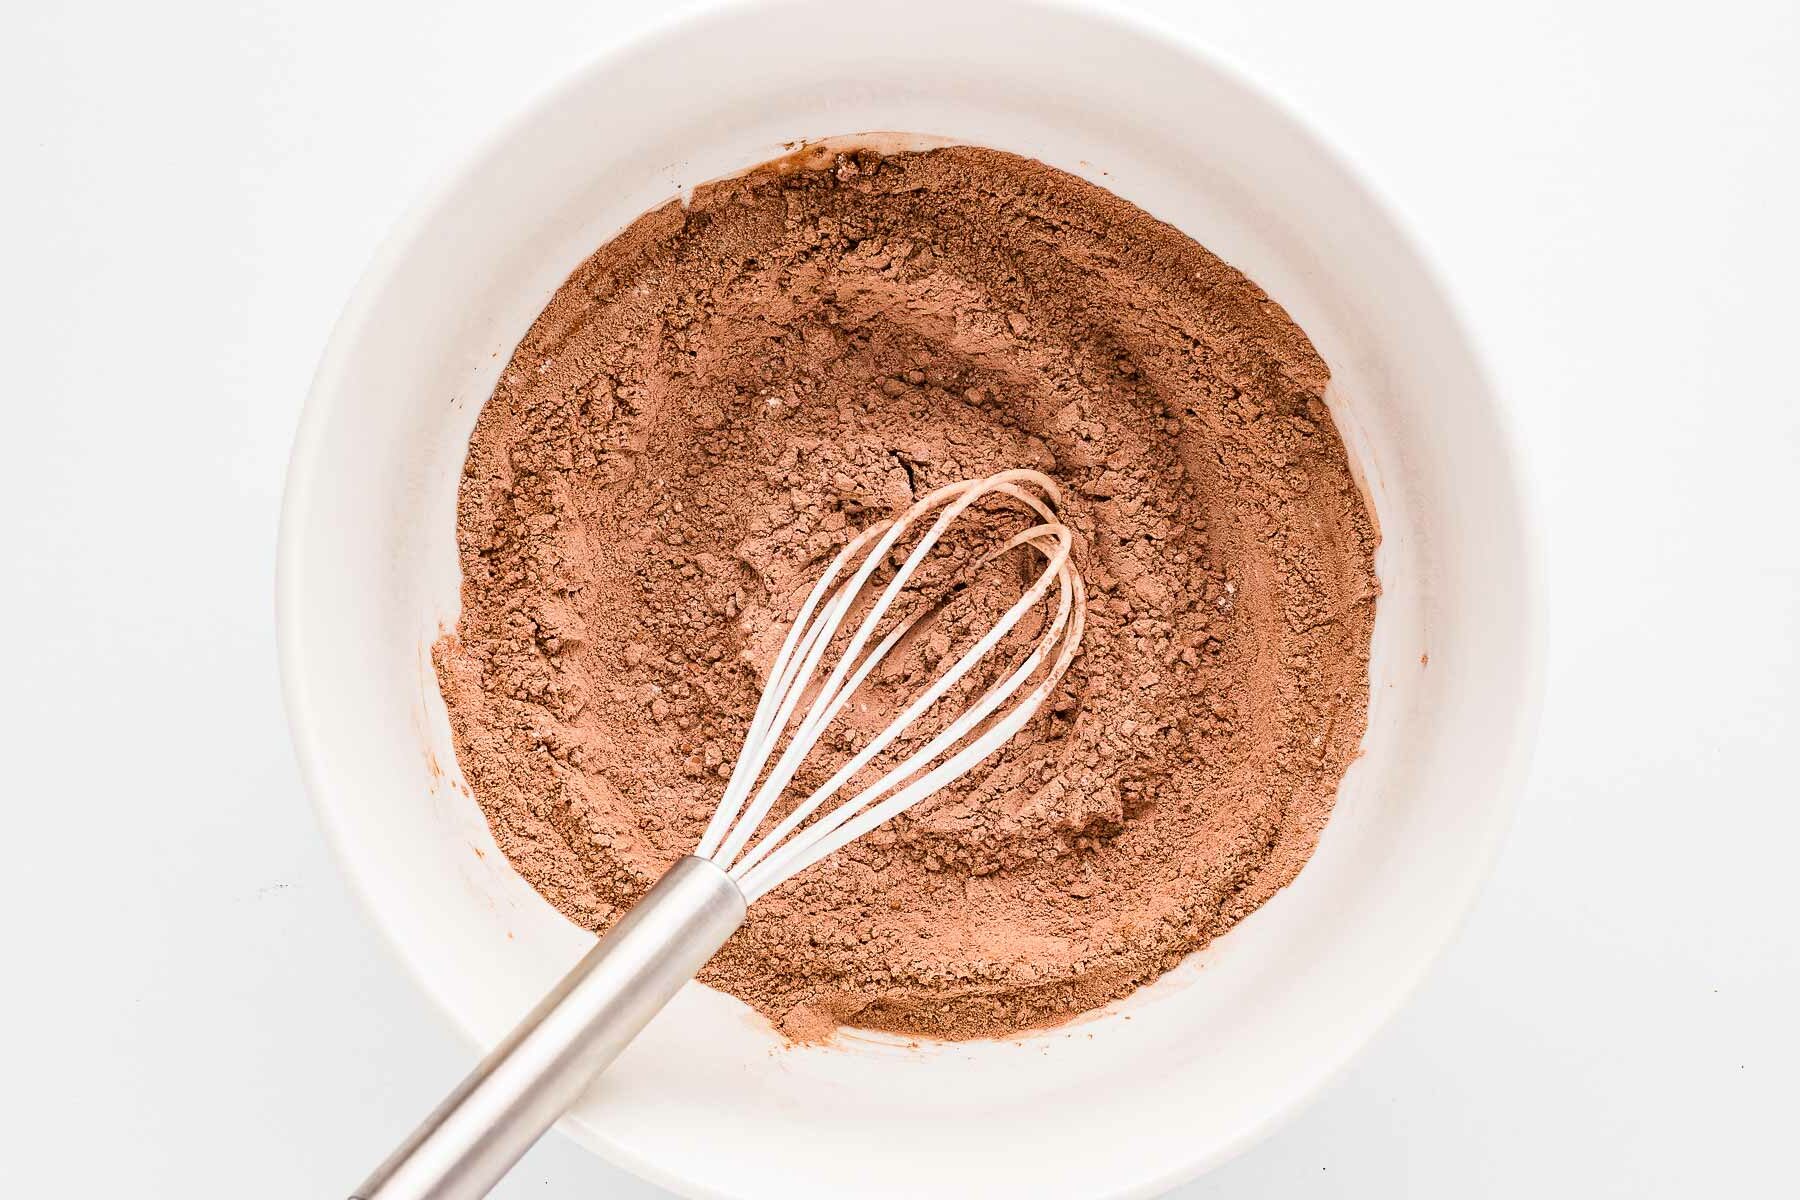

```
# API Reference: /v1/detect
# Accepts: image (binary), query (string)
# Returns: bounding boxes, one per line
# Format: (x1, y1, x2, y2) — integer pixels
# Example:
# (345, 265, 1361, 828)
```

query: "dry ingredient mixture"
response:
(434, 146, 1379, 1041)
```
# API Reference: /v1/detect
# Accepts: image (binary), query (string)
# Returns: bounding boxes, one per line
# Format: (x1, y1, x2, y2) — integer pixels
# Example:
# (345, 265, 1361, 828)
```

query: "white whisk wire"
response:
(710, 479, 998, 864)
(698, 468, 1087, 901)
(726, 519, 1073, 874)
(735, 536, 1084, 899)
(696, 525, 886, 858)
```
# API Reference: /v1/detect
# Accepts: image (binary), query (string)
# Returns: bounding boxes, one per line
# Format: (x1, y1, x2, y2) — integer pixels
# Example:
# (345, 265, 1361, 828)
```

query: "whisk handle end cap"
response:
(350, 856, 744, 1200)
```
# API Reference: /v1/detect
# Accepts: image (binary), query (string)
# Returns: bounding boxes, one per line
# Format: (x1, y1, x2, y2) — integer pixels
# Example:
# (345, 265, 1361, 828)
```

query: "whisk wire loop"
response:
(729, 525, 1073, 879)
(698, 468, 1087, 902)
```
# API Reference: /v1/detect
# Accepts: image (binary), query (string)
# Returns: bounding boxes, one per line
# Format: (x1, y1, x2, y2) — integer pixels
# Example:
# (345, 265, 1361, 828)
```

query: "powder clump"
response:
(434, 146, 1379, 1040)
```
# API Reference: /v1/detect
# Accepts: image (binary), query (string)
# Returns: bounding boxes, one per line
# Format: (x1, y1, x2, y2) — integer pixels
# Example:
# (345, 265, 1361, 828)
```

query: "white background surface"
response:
(2, 1, 1795, 1195)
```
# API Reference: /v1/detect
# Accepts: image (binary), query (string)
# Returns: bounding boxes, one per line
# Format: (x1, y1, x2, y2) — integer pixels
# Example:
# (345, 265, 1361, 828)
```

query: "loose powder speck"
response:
(434, 146, 1378, 1041)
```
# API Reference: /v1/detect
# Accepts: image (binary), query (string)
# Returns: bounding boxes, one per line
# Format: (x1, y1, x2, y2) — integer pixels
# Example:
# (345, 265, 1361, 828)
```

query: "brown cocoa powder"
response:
(433, 146, 1378, 1040)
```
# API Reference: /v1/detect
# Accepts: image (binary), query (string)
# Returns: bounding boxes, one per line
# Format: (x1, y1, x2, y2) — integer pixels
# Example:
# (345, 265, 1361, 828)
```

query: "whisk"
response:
(354, 468, 1086, 1200)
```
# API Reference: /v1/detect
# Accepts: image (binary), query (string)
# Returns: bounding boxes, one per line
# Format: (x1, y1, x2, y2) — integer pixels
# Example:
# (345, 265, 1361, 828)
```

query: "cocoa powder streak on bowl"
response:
(432, 146, 1378, 1041)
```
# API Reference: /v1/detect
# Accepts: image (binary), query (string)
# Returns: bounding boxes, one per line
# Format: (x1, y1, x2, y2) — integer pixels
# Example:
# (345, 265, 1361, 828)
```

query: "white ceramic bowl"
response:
(279, 3, 1543, 1196)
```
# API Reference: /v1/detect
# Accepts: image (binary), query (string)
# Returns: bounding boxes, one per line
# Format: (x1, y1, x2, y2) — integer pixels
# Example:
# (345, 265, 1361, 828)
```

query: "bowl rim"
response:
(277, 1, 1549, 1194)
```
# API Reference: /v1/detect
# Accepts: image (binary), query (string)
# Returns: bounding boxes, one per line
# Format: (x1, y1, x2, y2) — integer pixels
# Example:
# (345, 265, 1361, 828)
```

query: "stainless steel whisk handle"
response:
(351, 857, 747, 1200)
